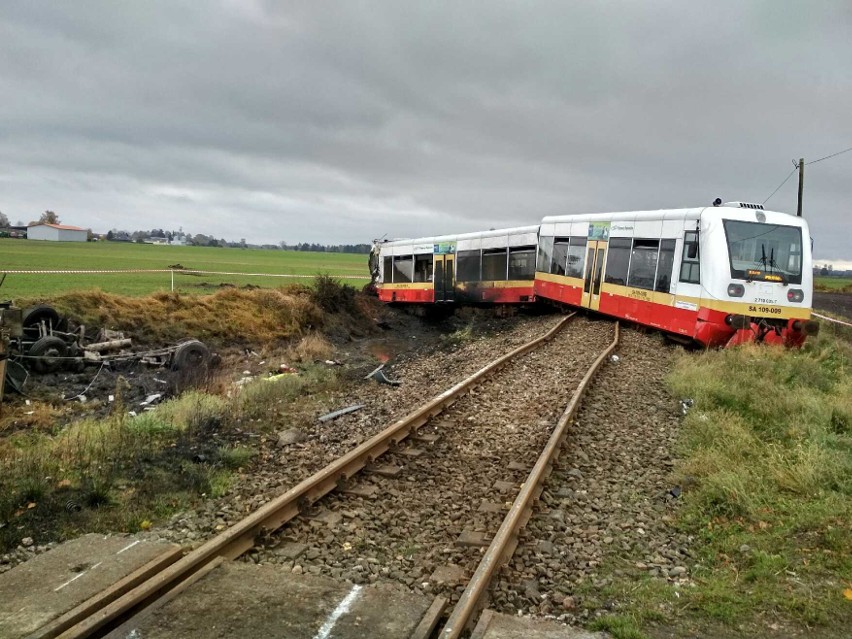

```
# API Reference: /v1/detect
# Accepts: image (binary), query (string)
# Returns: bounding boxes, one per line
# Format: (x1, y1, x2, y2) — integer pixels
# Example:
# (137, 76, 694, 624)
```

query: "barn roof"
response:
(27, 223, 87, 231)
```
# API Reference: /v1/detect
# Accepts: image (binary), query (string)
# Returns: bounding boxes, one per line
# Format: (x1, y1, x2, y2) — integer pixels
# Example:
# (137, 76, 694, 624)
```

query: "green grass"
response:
(663, 331, 852, 630)
(0, 238, 369, 298)
(814, 276, 852, 292)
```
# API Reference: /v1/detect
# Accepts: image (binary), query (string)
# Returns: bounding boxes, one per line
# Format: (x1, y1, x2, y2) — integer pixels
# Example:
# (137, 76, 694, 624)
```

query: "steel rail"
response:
(440, 322, 620, 639)
(56, 313, 575, 639)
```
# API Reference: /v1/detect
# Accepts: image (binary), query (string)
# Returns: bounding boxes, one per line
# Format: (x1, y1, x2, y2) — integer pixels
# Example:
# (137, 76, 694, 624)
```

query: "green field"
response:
(0, 239, 370, 299)
(815, 276, 852, 292)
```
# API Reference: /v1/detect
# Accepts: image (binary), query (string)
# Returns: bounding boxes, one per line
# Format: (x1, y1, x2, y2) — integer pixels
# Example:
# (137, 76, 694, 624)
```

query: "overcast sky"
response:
(1, 1, 849, 262)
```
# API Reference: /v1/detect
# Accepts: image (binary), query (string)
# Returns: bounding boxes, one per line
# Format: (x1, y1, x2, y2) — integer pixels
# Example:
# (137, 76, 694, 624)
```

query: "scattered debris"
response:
(318, 404, 365, 423)
(610, 354, 620, 362)
(680, 398, 694, 414)
(278, 364, 298, 374)
(364, 364, 402, 386)
(140, 393, 163, 407)
(324, 359, 342, 366)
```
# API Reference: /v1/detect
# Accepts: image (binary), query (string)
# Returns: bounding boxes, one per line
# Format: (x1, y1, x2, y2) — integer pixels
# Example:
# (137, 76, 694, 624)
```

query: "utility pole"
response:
(796, 157, 804, 217)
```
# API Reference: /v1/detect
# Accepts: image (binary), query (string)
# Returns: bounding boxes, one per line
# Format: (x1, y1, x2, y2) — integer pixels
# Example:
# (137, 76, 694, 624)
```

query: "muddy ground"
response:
(813, 290, 852, 321)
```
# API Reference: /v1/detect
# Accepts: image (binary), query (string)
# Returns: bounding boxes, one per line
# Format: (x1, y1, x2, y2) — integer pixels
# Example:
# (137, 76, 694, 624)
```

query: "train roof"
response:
(542, 205, 807, 228)
(379, 225, 539, 248)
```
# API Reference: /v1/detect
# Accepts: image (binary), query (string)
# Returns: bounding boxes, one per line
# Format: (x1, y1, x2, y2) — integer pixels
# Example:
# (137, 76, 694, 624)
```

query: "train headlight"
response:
(727, 283, 745, 297)
(787, 289, 804, 303)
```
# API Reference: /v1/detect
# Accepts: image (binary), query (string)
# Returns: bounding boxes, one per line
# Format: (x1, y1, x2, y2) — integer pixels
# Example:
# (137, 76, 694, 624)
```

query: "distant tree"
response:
(0, 211, 9, 227)
(820, 266, 829, 276)
(86, 228, 95, 241)
(107, 230, 115, 241)
(39, 210, 60, 224)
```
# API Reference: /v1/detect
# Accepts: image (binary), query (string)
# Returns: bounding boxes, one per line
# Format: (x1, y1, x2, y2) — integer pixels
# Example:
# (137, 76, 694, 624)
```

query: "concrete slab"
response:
(108, 562, 439, 639)
(471, 610, 609, 639)
(0, 533, 180, 639)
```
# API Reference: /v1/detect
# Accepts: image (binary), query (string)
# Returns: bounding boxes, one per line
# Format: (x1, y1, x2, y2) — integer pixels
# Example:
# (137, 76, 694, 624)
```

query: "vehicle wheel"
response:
(171, 340, 210, 372)
(27, 335, 68, 373)
(22, 305, 61, 339)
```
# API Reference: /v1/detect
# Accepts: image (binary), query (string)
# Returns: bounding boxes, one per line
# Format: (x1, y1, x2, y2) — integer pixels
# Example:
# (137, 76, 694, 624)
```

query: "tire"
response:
(22, 305, 61, 339)
(171, 340, 210, 372)
(27, 335, 68, 373)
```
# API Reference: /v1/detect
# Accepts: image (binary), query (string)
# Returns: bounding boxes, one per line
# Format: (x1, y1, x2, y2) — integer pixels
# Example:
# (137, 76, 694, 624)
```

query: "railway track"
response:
(38, 313, 618, 639)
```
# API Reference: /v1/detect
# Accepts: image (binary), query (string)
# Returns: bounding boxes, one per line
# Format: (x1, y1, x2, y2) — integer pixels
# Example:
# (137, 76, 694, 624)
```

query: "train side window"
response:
(392, 255, 413, 283)
(482, 248, 508, 281)
(627, 239, 659, 290)
(679, 231, 700, 284)
(551, 237, 570, 275)
(383, 256, 393, 282)
(565, 237, 586, 278)
(536, 236, 554, 273)
(413, 254, 433, 282)
(655, 239, 676, 292)
(603, 238, 631, 286)
(509, 246, 537, 280)
(456, 250, 481, 282)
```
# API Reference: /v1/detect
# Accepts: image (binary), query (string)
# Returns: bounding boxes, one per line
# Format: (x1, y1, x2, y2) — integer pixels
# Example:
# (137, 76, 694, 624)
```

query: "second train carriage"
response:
(535, 202, 814, 347)
(371, 226, 538, 304)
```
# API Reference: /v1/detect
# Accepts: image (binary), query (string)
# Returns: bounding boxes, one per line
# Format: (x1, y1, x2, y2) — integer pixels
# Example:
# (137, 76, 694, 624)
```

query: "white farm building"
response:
(27, 223, 88, 242)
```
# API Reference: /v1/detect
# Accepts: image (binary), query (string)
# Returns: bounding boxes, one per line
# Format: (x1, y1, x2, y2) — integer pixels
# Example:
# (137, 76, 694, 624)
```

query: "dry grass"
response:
(287, 332, 333, 362)
(37, 286, 325, 346)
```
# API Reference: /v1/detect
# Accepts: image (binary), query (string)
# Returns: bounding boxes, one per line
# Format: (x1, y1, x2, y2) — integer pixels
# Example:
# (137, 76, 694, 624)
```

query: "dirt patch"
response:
(814, 291, 852, 321)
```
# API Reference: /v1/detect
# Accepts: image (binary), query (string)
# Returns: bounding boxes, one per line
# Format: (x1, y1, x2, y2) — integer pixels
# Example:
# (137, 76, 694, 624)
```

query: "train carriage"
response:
(371, 226, 538, 305)
(534, 202, 815, 347)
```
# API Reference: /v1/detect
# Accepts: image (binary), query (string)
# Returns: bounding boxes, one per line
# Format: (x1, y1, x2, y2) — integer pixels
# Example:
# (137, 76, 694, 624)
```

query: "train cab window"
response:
(536, 236, 554, 274)
(627, 239, 659, 290)
(456, 250, 481, 282)
(603, 238, 631, 286)
(383, 256, 393, 282)
(413, 254, 433, 283)
(551, 238, 570, 275)
(679, 231, 700, 284)
(482, 248, 508, 281)
(392, 255, 413, 283)
(655, 239, 676, 292)
(565, 237, 586, 278)
(509, 246, 536, 280)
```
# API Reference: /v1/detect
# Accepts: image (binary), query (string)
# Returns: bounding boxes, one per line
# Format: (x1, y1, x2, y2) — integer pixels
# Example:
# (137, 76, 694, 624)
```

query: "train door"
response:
(581, 240, 607, 311)
(434, 254, 456, 302)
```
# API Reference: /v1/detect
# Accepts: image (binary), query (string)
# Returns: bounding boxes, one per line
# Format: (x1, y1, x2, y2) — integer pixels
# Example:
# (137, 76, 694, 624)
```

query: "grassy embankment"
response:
(814, 276, 852, 293)
(0, 278, 373, 551)
(591, 321, 852, 638)
(0, 237, 369, 299)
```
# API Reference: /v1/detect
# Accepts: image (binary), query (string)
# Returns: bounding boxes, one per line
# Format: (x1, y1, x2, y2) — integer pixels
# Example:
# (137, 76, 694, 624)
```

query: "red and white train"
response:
(369, 202, 817, 347)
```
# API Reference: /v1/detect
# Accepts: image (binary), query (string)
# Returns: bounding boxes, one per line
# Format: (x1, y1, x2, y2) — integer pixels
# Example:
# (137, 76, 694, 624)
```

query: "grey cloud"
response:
(0, 1, 850, 261)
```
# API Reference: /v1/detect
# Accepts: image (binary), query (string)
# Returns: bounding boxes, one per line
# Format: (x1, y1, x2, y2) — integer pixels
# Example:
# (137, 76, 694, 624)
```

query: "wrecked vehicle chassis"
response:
(7, 303, 210, 382)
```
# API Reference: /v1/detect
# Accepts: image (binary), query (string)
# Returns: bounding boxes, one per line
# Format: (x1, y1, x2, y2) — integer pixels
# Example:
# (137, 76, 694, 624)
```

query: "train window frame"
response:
(392, 255, 414, 283)
(383, 256, 393, 283)
(603, 238, 631, 286)
(413, 254, 433, 283)
(509, 245, 537, 280)
(551, 237, 570, 276)
(654, 239, 676, 293)
(565, 237, 586, 278)
(537, 236, 554, 274)
(482, 247, 509, 281)
(627, 239, 659, 291)
(679, 231, 700, 284)
(456, 249, 481, 282)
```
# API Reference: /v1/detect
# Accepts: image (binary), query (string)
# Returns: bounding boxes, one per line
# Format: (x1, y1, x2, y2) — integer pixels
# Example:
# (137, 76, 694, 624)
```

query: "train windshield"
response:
(723, 220, 803, 284)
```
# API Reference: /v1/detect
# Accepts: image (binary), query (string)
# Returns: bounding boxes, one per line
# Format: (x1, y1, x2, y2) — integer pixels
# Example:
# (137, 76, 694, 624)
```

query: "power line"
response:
(806, 145, 852, 165)
(763, 166, 797, 205)
(763, 143, 851, 205)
